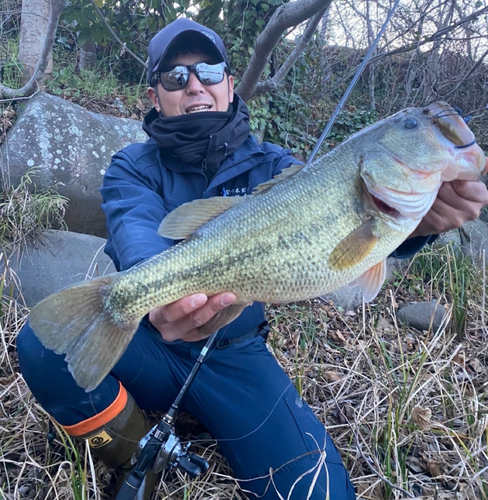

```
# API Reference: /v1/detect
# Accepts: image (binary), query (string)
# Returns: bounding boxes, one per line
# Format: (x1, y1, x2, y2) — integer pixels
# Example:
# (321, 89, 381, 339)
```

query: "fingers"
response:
(414, 180, 488, 236)
(433, 182, 484, 223)
(156, 293, 208, 324)
(449, 180, 488, 205)
(149, 292, 237, 342)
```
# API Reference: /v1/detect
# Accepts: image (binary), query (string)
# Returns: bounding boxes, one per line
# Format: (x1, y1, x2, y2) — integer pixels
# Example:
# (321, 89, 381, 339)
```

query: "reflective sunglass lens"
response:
(160, 66, 189, 91)
(196, 63, 225, 85)
(159, 62, 226, 91)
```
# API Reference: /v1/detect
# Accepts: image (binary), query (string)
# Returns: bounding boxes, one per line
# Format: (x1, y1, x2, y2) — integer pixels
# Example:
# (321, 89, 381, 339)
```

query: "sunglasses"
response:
(155, 62, 227, 91)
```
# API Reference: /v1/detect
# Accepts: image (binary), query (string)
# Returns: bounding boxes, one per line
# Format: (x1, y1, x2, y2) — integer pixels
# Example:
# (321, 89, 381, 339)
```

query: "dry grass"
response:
(1, 246, 488, 499)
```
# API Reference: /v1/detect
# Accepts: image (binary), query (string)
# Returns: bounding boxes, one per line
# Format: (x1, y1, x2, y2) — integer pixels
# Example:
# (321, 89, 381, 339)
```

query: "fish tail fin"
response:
(28, 276, 140, 392)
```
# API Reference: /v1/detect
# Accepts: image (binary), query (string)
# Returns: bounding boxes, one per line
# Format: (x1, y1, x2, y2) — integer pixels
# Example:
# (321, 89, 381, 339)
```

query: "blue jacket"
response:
(100, 134, 295, 337)
(100, 134, 435, 338)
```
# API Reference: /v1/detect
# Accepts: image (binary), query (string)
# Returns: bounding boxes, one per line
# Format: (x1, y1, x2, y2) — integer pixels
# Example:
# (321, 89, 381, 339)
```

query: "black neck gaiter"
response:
(143, 96, 251, 176)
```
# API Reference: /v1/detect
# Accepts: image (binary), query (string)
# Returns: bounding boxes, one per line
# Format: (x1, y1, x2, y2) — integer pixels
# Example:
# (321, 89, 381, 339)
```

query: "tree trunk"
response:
(18, 0, 53, 84)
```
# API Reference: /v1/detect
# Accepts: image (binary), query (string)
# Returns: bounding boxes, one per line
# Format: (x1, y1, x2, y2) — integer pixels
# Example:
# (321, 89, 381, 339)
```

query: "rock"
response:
(322, 285, 364, 311)
(0, 92, 147, 237)
(436, 229, 462, 254)
(459, 219, 488, 266)
(1, 230, 116, 307)
(397, 300, 447, 332)
(322, 257, 403, 310)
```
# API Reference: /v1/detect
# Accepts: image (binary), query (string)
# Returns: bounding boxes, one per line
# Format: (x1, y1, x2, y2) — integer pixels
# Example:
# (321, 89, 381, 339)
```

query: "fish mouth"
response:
(422, 101, 486, 182)
(424, 101, 486, 180)
(370, 194, 402, 219)
(424, 101, 475, 147)
(365, 180, 440, 221)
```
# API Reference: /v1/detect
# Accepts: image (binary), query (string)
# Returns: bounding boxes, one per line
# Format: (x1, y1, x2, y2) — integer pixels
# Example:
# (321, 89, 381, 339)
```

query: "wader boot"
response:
(63, 383, 160, 500)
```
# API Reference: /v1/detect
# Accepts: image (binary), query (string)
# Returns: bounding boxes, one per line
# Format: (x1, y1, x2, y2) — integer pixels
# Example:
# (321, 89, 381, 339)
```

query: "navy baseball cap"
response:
(147, 18, 230, 84)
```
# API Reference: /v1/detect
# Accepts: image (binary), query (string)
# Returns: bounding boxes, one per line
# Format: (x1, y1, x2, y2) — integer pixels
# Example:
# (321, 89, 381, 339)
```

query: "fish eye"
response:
(403, 117, 419, 129)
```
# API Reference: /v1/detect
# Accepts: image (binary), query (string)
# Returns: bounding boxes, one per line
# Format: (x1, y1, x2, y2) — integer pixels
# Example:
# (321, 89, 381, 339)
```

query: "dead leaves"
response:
(412, 406, 432, 430)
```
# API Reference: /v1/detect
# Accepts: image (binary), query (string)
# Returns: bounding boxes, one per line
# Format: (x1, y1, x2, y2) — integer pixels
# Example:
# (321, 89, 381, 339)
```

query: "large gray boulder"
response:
(0, 92, 147, 237)
(1, 230, 116, 307)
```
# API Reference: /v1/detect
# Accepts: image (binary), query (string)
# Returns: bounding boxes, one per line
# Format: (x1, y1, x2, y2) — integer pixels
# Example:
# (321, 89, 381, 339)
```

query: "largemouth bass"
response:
(29, 102, 486, 391)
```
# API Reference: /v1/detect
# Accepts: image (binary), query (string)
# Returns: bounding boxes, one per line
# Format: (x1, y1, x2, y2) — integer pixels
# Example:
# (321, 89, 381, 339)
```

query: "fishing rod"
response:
(115, 330, 220, 500)
(307, 0, 401, 165)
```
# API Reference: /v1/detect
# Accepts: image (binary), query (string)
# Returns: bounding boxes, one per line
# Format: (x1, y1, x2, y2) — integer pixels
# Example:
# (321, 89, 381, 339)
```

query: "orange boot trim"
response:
(62, 382, 128, 437)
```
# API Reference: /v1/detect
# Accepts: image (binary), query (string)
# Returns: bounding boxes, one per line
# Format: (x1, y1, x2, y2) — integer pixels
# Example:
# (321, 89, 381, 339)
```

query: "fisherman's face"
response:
(148, 52, 234, 117)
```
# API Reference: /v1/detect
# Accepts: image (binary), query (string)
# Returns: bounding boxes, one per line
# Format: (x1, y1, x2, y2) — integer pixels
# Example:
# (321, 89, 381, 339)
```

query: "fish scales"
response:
(28, 101, 487, 391)
(108, 137, 403, 313)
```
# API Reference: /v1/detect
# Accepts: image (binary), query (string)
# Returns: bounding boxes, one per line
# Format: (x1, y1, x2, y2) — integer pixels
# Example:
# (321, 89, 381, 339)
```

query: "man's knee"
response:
(17, 321, 52, 383)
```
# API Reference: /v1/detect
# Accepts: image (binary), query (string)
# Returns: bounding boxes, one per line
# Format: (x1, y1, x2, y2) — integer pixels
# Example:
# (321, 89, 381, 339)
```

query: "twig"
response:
(89, 0, 146, 68)
(482, 249, 486, 330)
(254, 5, 328, 96)
(334, 396, 416, 498)
(236, 0, 331, 101)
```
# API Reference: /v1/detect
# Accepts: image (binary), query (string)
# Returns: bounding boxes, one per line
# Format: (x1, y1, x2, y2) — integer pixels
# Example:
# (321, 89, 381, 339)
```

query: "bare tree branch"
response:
(0, 0, 66, 99)
(89, 0, 146, 67)
(368, 4, 488, 66)
(254, 4, 329, 96)
(321, 4, 488, 98)
(236, 0, 333, 101)
(445, 47, 488, 98)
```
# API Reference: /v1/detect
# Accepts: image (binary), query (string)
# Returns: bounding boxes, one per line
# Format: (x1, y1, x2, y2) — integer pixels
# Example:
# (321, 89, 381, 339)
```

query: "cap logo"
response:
(201, 30, 216, 43)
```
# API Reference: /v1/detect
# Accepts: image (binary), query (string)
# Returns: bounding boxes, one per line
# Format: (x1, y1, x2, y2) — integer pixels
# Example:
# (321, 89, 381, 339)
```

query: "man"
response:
(17, 17, 488, 500)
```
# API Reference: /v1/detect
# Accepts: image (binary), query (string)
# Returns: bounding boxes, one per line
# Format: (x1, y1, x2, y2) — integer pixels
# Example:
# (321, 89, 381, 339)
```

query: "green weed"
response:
(0, 39, 23, 89)
(47, 61, 146, 112)
(54, 425, 89, 500)
(408, 241, 483, 337)
(0, 168, 68, 250)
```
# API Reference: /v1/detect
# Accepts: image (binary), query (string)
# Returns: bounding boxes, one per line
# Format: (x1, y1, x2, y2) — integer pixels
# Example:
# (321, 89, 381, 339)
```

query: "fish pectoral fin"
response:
(328, 220, 379, 270)
(253, 163, 304, 195)
(158, 197, 244, 240)
(197, 303, 249, 338)
(352, 259, 387, 302)
(28, 277, 140, 392)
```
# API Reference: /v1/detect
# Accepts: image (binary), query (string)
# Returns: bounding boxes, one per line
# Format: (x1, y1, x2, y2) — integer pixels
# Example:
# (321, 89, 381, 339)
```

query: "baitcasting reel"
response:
(115, 335, 218, 500)
(139, 415, 209, 478)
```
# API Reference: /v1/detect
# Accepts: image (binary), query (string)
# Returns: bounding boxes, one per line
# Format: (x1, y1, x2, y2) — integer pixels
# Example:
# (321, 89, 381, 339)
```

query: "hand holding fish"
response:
(410, 173, 488, 238)
(148, 292, 237, 342)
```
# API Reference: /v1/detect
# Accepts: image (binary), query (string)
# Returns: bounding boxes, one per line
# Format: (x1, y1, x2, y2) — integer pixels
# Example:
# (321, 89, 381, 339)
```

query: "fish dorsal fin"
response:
(353, 260, 387, 302)
(253, 164, 304, 195)
(328, 220, 379, 271)
(158, 197, 244, 240)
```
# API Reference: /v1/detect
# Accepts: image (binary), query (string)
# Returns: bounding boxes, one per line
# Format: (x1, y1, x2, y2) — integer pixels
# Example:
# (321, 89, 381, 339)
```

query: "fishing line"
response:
(307, 0, 402, 166)
(430, 108, 477, 148)
(184, 380, 294, 445)
(432, 108, 472, 124)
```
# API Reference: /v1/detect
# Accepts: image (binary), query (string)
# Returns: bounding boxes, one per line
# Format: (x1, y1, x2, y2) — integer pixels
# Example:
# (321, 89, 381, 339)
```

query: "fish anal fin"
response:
(328, 220, 379, 271)
(253, 164, 304, 195)
(29, 276, 140, 392)
(158, 197, 244, 240)
(353, 260, 387, 302)
(197, 303, 249, 338)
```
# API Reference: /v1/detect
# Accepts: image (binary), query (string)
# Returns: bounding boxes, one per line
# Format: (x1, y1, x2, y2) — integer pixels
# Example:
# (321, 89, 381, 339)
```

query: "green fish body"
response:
(29, 102, 486, 391)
